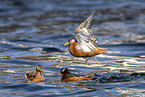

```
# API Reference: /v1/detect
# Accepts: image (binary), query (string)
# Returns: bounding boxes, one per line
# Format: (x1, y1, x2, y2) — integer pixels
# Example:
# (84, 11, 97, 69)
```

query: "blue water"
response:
(0, 0, 145, 96)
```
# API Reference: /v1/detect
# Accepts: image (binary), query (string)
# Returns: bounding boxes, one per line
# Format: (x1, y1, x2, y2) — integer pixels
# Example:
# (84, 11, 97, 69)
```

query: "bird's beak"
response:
(57, 72, 61, 75)
(64, 42, 70, 46)
(40, 69, 44, 72)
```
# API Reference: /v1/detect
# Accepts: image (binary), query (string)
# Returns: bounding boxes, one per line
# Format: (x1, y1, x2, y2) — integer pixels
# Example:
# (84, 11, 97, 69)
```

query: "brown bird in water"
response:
(58, 68, 97, 82)
(25, 65, 45, 82)
(64, 10, 110, 64)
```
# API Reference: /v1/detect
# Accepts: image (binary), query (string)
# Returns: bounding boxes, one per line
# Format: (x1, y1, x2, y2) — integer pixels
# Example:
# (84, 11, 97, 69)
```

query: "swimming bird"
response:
(64, 10, 110, 64)
(58, 68, 97, 82)
(25, 65, 45, 82)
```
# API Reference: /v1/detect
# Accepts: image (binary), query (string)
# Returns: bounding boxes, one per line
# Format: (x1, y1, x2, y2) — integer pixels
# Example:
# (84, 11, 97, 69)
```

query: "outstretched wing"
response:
(75, 10, 98, 53)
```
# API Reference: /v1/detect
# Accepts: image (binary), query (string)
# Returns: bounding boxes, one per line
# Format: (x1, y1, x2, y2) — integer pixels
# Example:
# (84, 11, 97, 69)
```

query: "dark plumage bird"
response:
(64, 10, 110, 64)
(25, 65, 45, 82)
(58, 68, 97, 82)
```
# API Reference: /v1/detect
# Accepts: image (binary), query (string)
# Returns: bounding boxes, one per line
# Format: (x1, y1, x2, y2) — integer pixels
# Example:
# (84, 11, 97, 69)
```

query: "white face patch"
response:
(70, 39, 75, 43)
(62, 68, 66, 72)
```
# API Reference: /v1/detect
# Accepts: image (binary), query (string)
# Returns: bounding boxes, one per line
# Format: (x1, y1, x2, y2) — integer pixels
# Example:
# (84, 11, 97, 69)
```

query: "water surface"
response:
(0, 0, 145, 96)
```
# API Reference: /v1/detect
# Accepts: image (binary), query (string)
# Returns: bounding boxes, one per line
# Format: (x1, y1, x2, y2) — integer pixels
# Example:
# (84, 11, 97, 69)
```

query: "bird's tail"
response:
(96, 47, 111, 54)
(81, 77, 97, 80)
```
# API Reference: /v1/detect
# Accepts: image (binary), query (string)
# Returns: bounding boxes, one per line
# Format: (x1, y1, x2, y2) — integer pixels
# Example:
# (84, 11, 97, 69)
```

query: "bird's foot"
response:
(96, 61, 101, 64)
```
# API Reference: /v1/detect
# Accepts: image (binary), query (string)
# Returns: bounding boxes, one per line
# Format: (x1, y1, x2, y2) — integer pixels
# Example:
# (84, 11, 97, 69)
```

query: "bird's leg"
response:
(85, 57, 91, 64)
(94, 57, 101, 64)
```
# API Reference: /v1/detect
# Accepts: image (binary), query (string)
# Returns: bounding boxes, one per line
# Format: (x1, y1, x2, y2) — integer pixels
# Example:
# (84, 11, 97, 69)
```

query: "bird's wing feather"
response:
(26, 73, 35, 80)
(66, 73, 82, 78)
(75, 10, 98, 30)
(75, 10, 98, 53)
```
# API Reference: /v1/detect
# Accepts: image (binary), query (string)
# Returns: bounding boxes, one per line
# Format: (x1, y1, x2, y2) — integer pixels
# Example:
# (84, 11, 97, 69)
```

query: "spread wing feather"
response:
(75, 10, 98, 53)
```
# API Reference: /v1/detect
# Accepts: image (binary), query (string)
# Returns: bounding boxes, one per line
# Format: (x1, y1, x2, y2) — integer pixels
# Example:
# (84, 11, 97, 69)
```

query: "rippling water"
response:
(0, 0, 145, 96)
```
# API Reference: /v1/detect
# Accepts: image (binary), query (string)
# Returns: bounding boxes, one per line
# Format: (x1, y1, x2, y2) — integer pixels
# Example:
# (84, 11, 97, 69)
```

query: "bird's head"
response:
(36, 65, 43, 73)
(64, 38, 76, 46)
(57, 68, 70, 75)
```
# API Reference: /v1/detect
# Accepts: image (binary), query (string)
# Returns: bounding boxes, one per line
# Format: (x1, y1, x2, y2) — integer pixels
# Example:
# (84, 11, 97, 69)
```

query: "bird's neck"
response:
(35, 71, 43, 78)
(69, 41, 77, 56)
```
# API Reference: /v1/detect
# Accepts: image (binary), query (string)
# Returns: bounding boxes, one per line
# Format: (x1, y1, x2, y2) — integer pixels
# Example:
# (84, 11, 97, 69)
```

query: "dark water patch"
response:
(0, 83, 65, 95)
(0, 47, 33, 53)
(128, 83, 145, 89)
(0, 40, 64, 53)
(96, 72, 145, 83)
(38, 34, 74, 42)
(0, 60, 44, 66)
(63, 89, 98, 96)
(2, 83, 45, 91)
(0, 47, 64, 52)
(100, 42, 145, 48)
(0, 43, 19, 51)
(43, 47, 64, 52)
(1, 83, 30, 90)
(102, 43, 145, 57)
(8, 39, 42, 44)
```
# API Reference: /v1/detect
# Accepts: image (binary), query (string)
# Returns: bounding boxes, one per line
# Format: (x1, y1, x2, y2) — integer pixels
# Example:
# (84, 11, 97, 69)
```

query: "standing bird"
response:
(58, 67, 97, 82)
(64, 10, 110, 64)
(25, 65, 45, 82)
